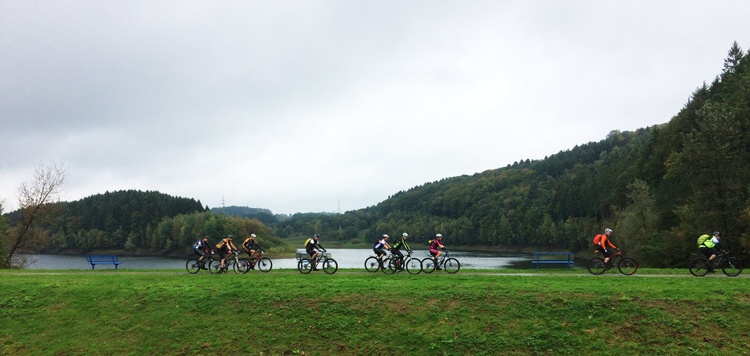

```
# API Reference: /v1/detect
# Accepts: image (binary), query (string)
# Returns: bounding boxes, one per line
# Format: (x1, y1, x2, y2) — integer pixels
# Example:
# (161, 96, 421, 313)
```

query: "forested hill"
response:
(277, 42, 750, 267)
(38, 190, 206, 252)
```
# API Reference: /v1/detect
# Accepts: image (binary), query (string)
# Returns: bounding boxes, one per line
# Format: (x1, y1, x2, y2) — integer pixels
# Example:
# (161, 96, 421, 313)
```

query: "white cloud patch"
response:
(2, 0, 749, 213)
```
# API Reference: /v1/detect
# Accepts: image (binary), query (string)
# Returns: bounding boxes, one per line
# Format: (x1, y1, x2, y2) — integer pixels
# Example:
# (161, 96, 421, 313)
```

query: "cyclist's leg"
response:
(309, 250, 319, 270)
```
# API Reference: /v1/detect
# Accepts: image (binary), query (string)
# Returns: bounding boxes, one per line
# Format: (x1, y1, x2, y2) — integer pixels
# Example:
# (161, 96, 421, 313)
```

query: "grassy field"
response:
(1, 268, 748, 355)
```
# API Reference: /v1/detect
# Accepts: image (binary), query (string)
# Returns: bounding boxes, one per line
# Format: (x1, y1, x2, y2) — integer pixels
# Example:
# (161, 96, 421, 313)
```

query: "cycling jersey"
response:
(391, 237, 411, 252)
(193, 240, 209, 251)
(373, 238, 388, 250)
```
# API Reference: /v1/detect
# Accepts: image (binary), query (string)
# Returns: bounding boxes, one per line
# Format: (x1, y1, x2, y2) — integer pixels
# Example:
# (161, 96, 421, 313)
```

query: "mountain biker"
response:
(305, 234, 326, 271)
(216, 234, 239, 271)
(193, 236, 212, 269)
(429, 234, 446, 270)
(373, 234, 391, 263)
(594, 228, 617, 267)
(698, 231, 724, 272)
(390, 233, 412, 270)
(242, 234, 264, 270)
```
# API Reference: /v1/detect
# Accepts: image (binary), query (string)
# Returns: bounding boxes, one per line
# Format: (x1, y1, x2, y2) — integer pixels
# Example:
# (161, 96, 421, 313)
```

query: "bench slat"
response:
(531, 252, 574, 270)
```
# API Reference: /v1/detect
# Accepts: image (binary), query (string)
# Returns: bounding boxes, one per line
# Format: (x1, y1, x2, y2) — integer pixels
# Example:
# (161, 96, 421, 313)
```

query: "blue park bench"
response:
(85, 255, 121, 269)
(531, 252, 575, 270)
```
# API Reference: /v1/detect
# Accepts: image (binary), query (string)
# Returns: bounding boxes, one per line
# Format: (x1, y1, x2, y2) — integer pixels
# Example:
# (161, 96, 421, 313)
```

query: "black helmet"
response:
(314, 234, 320, 239)
(226, 234, 233, 239)
(713, 231, 721, 237)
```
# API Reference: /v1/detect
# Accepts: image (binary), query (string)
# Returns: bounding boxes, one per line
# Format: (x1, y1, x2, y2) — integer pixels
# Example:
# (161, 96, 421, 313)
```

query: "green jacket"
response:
(392, 237, 411, 252)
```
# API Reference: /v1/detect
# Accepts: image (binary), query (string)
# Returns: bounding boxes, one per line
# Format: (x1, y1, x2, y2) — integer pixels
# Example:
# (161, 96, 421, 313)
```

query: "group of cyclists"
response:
(194, 227, 728, 273)
(593, 228, 728, 273)
(372, 232, 446, 270)
(193, 234, 265, 272)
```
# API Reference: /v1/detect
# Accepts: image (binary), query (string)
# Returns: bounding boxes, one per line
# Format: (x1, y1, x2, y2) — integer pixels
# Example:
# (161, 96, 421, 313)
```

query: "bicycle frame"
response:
(587, 249, 638, 275)
(689, 250, 742, 277)
(422, 250, 460, 274)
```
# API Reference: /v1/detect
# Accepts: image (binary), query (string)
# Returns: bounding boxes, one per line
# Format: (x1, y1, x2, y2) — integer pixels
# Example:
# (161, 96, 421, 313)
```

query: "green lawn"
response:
(1, 269, 748, 355)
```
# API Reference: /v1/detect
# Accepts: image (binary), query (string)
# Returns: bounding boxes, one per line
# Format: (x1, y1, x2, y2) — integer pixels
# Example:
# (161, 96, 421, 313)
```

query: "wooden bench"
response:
(85, 255, 121, 269)
(531, 252, 574, 270)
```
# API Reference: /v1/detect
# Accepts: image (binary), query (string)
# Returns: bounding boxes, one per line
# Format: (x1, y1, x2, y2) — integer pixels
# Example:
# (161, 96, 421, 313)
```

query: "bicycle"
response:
(209, 251, 251, 274)
(587, 249, 638, 275)
(422, 250, 460, 274)
(298, 251, 338, 274)
(383, 251, 422, 274)
(689, 250, 743, 277)
(186, 250, 216, 274)
(246, 249, 273, 273)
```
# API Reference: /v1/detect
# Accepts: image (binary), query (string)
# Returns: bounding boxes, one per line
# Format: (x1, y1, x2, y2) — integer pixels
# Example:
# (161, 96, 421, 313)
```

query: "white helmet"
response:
(402, 233, 408, 237)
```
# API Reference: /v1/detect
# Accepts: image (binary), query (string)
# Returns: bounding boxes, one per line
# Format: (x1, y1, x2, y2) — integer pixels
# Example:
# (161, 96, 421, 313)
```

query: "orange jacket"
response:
(601, 235, 617, 249)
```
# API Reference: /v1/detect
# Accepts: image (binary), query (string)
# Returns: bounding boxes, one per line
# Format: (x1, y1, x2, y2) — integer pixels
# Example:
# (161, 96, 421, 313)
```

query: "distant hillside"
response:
(210, 206, 280, 225)
(276, 42, 750, 268)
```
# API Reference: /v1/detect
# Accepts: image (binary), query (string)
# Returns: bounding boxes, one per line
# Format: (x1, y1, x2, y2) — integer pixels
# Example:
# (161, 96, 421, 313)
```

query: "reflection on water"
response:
(22, 249, 533, 270)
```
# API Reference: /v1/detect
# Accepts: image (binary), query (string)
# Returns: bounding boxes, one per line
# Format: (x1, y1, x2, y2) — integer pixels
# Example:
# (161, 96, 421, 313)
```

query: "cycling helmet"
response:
(314, 234, 320, 239)
(436, 233, 443, 238)
(605, 228, 613, 233)
(226, 234, 233, 239)
(713, 231, 721, 237)
(382, 234, 390, 238)
(402, 233, 408, 237)
(249, 234, 256, 239)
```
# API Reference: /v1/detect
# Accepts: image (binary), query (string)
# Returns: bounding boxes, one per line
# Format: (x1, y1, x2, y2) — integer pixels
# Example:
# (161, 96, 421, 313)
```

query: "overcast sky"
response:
(1, 1, 749, 215)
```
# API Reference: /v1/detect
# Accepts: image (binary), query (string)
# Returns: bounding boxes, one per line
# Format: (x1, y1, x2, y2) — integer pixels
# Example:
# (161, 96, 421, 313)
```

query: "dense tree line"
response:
(2, 190, 289, 256)
(276, 42, 750, 267)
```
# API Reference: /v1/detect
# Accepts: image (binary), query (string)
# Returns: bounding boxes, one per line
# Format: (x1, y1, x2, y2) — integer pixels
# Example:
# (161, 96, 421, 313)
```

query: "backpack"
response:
(593, 234, 602, 246)
(303, 238, 312, 247)
(697, 234, 710, 248)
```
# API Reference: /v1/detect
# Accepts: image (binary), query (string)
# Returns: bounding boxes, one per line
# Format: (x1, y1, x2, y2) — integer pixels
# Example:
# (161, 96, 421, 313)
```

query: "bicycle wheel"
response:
(444, 258, 460, 274)
(688, 257, 709, 277)
(405, 257, 422, 274)
(256, 257, 273, 273)
(587, 257, 606, 275)
(234, 258, 251, 274)
(298, 259, 313, 274)
(617, 257, 638, 275)
(364, 256, 381, 272)
(422, 257, 436, 274)
(208, 259, 223, 274)
(382, 258, 397, 274)
(721, 257, 743, 277)
(186, 259, 201, 274)
(322, 258, 338, 274)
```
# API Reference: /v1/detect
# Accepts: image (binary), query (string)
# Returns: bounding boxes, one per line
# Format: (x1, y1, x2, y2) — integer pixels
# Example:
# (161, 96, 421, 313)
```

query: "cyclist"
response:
(429, 234, 446, 270)
(193, 236, 212, 269)
(215, 234, 239, 271)
(698, 231, 724, 272)
(242, 234, 264, 270)
(373, 234, 391, 264)
(594, 228, 617, 267)
(390, 232, 411, 270)
(305, 234, 326, 271)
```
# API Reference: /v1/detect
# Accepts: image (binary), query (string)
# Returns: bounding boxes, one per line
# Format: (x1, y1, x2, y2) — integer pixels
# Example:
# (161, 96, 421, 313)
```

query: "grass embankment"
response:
(1, 269, 748, 355)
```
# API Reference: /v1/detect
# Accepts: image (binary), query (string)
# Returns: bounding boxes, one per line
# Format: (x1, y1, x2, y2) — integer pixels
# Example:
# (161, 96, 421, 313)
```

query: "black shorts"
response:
(700, 247, 717, 259)
(596, 246, 612, 257)
(373, 248, 386, 256)
(218, 247, 230, 258)
(194, 248, 209, 257)
(307, 249, 317, 258)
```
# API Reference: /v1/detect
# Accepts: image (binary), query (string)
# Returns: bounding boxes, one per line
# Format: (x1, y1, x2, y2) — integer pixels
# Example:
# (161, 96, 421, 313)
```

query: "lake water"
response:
(21, 249, 533, 270)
